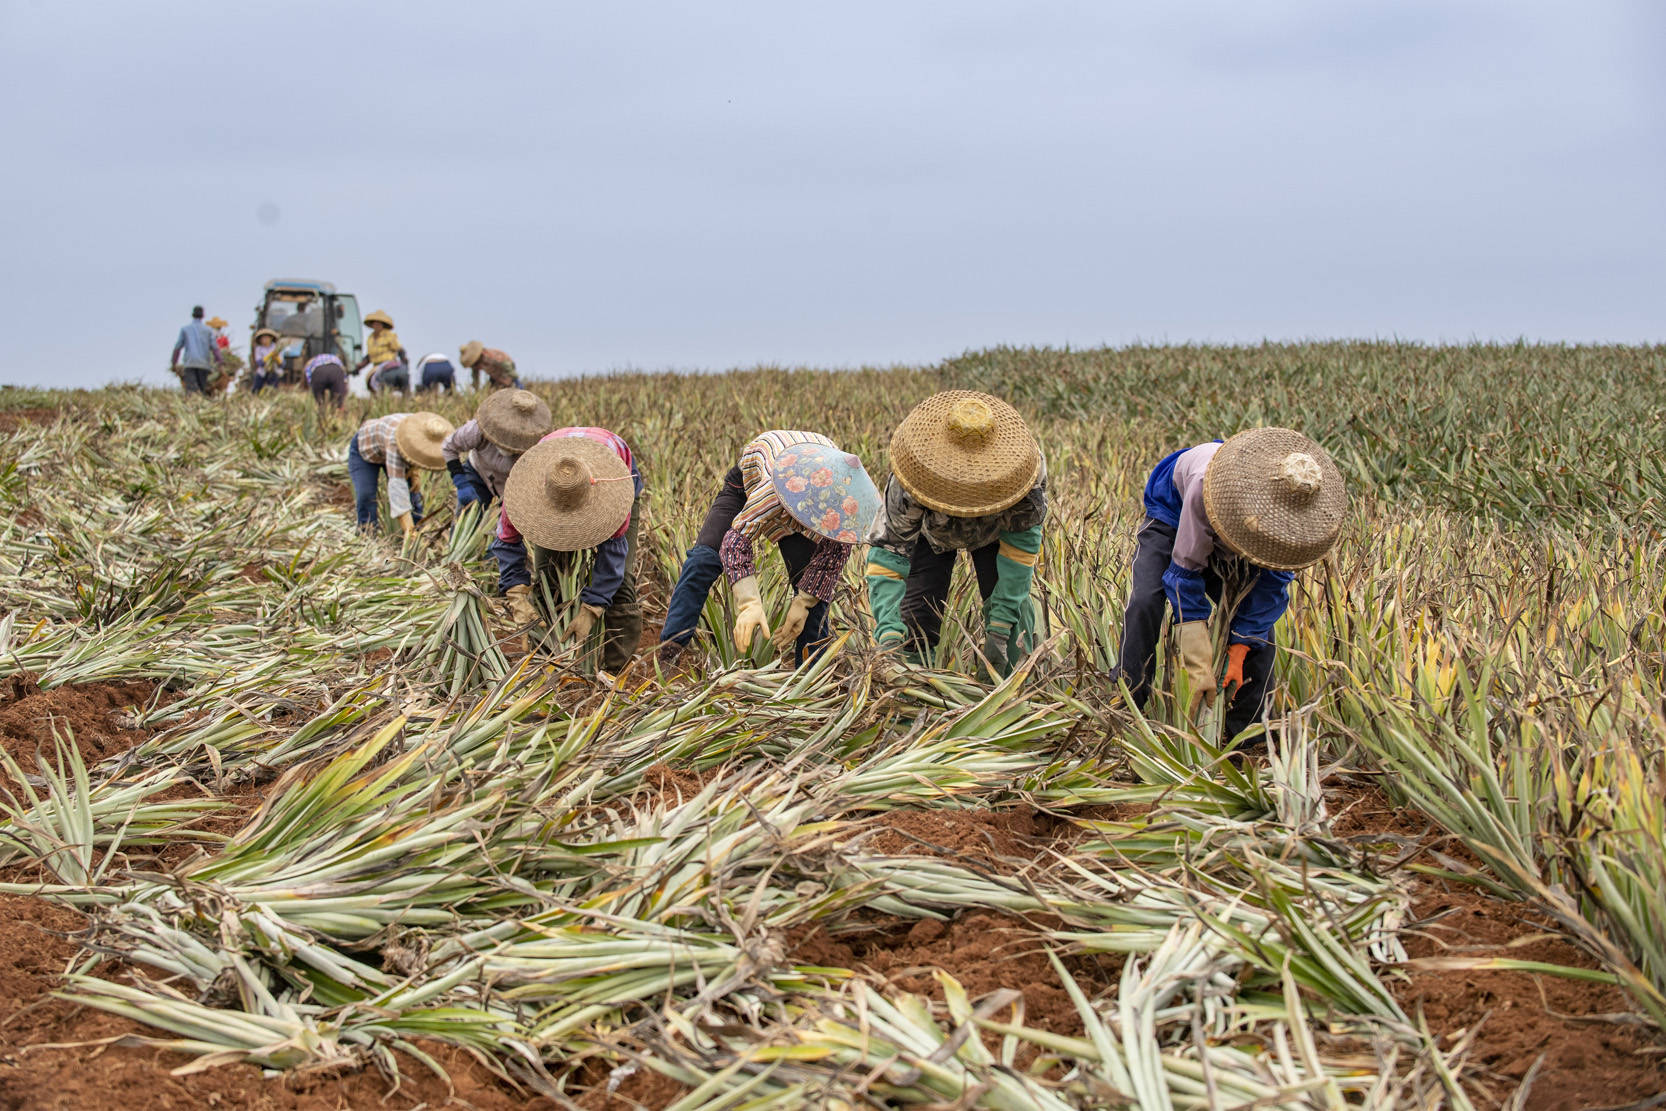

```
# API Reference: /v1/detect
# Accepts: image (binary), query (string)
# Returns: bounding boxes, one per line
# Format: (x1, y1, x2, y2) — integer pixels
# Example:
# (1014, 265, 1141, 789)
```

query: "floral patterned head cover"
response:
(772, 443, 881, 543)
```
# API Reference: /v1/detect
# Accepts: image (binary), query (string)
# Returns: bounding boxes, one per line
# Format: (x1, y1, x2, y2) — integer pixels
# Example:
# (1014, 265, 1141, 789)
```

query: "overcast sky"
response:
(2, 1, 1661, 388)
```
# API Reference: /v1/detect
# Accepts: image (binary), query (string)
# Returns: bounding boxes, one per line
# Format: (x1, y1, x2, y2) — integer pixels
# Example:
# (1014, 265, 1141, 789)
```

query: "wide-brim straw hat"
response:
(252, 328, 278, 343)
(503, 437, 634, 551)
(888, 390, 1041, 517)
(394, 412, 455, 472)
(771, 441, 881, 543)
(364, 310, 395, 330)
(206, 316, 228, 329)
(459, 340, 485, 367)
(477, 389, 552, 453)
(1202, 427, 1347, 571)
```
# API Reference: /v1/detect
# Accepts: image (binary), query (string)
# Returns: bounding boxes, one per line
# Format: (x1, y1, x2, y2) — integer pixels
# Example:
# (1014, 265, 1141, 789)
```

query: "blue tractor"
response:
(249, 279, 365, 388)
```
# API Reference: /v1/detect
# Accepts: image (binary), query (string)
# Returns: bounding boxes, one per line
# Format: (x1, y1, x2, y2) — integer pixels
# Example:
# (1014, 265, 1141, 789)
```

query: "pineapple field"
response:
(0, 342, 1662, 1110)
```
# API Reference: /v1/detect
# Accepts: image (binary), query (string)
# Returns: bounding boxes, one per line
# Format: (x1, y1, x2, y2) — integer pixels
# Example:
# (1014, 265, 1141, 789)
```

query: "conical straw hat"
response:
(206, 316, 227, 329)
(888, 391, 1041, 516)
(503, 437, 634, 551)
(393, 412, 454, 472)
(770, 442, 881, 542)
(1202, 427, 1347, 571)
(253, 328, 278, 343)
(364, 309, 395, 329)
(477, 389, 551, 452)
(459, 340, 485, 367)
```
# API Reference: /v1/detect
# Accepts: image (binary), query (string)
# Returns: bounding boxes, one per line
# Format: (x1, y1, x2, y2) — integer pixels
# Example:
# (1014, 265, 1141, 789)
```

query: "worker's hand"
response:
(504, 584, 539, 626)
(396, 512, 416, 539)
(730, 576, 770, 652)
(453, 477, 481, 509)
(563, 603, 605, 646)
(1222, 643, 1251, 701)
(770, 592, 817, 653)
(1176, 620, 1216, 716)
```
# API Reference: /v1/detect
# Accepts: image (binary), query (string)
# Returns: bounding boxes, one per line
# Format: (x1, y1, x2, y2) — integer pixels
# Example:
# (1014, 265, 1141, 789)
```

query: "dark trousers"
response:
(660, 467, 830, 664)
(455, 464, 527, 593)
(311, 365, 348, 407)
(1115, 517, 1276, 738)
(419, 364, 455, 392)
(348, 434, 424, 531)
(533, 502, 642, 671)
(180, 367, 212, 395)
(899, 538, 1000, 656)
(251, 371, 282, 394)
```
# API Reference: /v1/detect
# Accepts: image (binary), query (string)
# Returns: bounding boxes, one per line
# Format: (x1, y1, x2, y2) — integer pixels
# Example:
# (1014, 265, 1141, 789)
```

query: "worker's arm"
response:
(1227, 567, 1294, 647)
(171, 329, 185, 367)
(983, 524, 1041, 674)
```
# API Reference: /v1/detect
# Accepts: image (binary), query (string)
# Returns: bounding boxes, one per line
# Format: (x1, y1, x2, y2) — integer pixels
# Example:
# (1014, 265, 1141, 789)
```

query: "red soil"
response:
(0, 675, 168, 798)
(0, 409, 61, 435)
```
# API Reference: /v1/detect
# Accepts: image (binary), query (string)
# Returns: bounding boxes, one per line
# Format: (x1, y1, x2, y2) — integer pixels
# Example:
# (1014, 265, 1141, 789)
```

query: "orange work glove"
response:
(1222, 643, 1251, 700)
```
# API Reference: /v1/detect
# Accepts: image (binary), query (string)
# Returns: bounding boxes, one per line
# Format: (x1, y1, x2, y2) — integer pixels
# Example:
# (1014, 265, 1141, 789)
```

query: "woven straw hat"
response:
(252, 328, 278, 343)
(477, 389, 551, 453)
(393, 412, 454, 472)
(771, 441, 881, 543)
(459, 340, 485, 367)
(888, 391, 1041, 517)
(1202, 428, 1347, 571)
(206, 316, 227, 329)
(503, 437, 634, 551)
(364, 310, 395, 330)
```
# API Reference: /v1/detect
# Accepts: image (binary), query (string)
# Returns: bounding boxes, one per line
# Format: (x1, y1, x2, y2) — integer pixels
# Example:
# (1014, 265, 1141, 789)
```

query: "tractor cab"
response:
(250, 279, 363, 387)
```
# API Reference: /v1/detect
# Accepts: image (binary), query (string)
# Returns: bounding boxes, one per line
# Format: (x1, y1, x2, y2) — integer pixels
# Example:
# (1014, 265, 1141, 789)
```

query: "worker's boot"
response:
(502, 584, 538, 657)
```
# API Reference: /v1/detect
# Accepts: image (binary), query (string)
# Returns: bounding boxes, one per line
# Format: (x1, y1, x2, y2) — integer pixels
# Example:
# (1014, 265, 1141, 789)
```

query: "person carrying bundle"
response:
(458, 341, 520, 392)
(359, 310, 409, 394)
(441, 389, 552, 603)
(305, 352, 349, 408)
(250, 328, 283, 393)
(500, 427, 644, 672)
(865, 391, 1046, 678)
(1113, 427, 1347, 739)
(347, 411, 455, 538)
(658, 431, 880, 668)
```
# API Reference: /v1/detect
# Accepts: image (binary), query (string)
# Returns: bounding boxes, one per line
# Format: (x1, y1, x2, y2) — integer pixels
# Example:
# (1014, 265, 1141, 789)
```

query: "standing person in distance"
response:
(346, 411, 454, 538)
(170, 306, 223, 396)
(658, 431, 880, 668)
(458, 340, 520, 392)
(500, 426, 644, 672)
(441, 389, 553, 624)
(1113, 427, 1346, 739)
(865, 391, 1047, 679)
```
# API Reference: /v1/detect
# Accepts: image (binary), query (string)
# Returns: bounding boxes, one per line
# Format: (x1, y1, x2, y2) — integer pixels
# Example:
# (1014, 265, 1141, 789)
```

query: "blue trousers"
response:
(661, 466, 830, 665)
(251, 371, 282, 394)
(455, 463, 528, 592)
(348, 434, 424, 530)
(1114, 517, 1275, 738)
(419, 363, 456, 392)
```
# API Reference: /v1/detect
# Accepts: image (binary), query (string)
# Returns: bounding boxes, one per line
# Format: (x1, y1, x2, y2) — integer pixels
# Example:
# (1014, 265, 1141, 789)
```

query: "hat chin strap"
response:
(1279, 452, 1322, 500)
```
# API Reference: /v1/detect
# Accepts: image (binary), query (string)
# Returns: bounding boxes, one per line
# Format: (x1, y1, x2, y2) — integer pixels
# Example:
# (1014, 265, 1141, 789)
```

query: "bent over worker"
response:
(459, 341, 519, 392)
(500, 427, 644, 672)
(441, 388, 552, 604)
(659, 431, 880, 667)
(347, 411, 454, 537)
(1114, 427, 1347, 738)
(865, 391, 1046, 678)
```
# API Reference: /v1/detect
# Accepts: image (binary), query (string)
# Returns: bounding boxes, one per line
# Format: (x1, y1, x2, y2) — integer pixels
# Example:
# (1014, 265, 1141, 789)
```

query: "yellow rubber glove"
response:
(504, 584, 539, 626)
(396, 512, 415, 538)
(731, 576, 770, 652)
(770, 592, 817, 653)
(564, 603, 605, 646)
(1176, 620, 1216, 716)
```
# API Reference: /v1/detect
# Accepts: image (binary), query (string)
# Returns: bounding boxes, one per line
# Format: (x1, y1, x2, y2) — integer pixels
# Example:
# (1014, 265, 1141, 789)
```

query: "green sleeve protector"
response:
(864, 547, 912, 648)
(984, 525, 1041, 674)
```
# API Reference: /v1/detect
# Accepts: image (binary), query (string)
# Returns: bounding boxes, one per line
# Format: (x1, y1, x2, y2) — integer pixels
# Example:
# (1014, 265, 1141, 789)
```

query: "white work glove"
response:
(770, 591, 817, 653)
(1176, 620, 1216, 717)
(730, 576, 770, 652)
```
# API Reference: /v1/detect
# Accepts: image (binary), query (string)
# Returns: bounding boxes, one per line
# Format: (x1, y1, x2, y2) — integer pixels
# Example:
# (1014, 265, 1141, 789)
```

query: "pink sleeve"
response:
(497, 506, 521, 543)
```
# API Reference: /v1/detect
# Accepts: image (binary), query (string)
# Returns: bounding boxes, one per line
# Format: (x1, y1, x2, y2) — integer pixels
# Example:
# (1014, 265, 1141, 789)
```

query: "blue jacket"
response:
(172, 321, 220, 370)
(1142, 444, 1293, 646)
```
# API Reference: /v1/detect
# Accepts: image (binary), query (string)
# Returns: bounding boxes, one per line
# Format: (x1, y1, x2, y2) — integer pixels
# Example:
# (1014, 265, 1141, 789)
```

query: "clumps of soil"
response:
(788, 910, 1120, 1042)
(638, 764, 719, 804)
(0, 408, 61, 435)
(855, 805, 1085, 866)
(1394, 885, 1666, 1110)
(0, 893, 556, 1110)
(0, 675, 166, 795)
(238, 561, 266, 584)
(569, 1057, 690, 1110)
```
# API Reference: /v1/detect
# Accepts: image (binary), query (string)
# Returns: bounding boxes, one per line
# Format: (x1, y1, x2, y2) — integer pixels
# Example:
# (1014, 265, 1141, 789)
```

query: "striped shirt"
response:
(305, 353, 344, 386)
(354, 413, 416, 519)
(721, 431, 849, 600)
